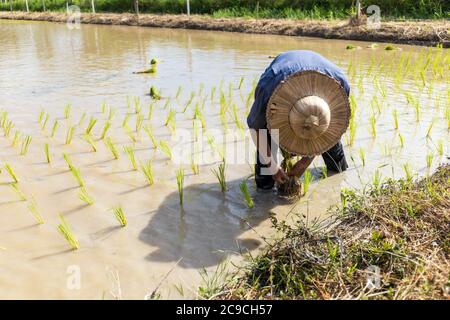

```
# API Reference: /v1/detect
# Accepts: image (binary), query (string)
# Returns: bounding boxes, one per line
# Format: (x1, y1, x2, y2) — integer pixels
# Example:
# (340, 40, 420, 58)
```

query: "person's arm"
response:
(253, 129, 288, 184)
(288, 157, 315, 177)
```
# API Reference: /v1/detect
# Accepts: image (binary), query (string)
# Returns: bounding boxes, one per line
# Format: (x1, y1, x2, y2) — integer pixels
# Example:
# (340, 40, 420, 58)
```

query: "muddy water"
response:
(0, 20, 448, 299)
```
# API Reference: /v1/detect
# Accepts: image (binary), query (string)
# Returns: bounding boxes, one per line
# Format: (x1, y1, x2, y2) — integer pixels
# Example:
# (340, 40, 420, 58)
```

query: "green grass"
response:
(112, 206, 127, 227)
(57, 213, 79, 250)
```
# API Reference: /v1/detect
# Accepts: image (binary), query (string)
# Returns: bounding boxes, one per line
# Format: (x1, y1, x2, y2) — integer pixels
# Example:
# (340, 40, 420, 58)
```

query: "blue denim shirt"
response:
(247, 50, 350, 129)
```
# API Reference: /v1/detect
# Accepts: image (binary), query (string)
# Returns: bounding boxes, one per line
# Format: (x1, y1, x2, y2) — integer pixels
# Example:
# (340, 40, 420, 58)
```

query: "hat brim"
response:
(266, 70, 350, 156)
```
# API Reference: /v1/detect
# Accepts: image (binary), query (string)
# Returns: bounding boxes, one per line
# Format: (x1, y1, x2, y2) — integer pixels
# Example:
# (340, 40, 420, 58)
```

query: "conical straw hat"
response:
(266, 70, 351, 156)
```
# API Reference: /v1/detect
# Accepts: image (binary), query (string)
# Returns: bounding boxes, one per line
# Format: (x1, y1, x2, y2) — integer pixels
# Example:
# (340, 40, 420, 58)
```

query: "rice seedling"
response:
(78, 111, 86, 126)
(183, 93, 195, 113)
(348, 117, 356, 146)
(27, 197, 44, 224)
(163, 98, 171, 110)
(147, 101, 154, 120)
(392, 109, 399, 130)
(159, 140, 172, 160)
(140, 160, 154, 186)
(20, 135, 32, 155)
(79, 187, 94, 205)
(321, 166, 328, 179)
(369, 114, 376, 138)
(70, 167, 85, 187)
(143, 125, 157, 149)
(50, 120, 59, 138)
(44, 143, 51, 163)
(190, 155, 199, 175)
(175, 86, 182, 100)
(11, 131, 20, 147)
(4, 120, 13, 137)
(211, 161, 227, 192)
(41, 113, 49, 130)
(104, 137, 120, 160)
(402, 162, 414, 181)
(302, 169, 313, 195)
(65, 126, 75, 145)
(164, 108, 176, 130)
(193, 119, 200, 141)
(38, 110, 45, 123)
(238, 77, 244, 90)
(4, 163, 18, 183)
(385, 44, 395, 51)
(124, 125, 137, 143)
(10, 183, 26, 201)
(101, 102, 107, 114)
(372, 170, 382, 192)
(398, 133, 405, 148)
(100, 121, 111, 140)
(122, 113, 131, 128)
(63, 153, 74, 171)
(175, 168, 184, 207)
(64, 104, 71, 119)
(210, 86, 216, 101)
(82, 134, 97, 152)
(123, 145, 138, 170)
(426, 120, 434, 138)
(426, 152, 433, 168)
(358, 148, 366, 166)
(134, 96, 141, 114)
(150, 86, 161, 100)
(135, 113, 144, 133)
(239, 180, 254, 209)
(57, 214, 79, 250)
(85, 117, 97, 135)
(436, 140, 443, 156)
(112, 206, 127, 227)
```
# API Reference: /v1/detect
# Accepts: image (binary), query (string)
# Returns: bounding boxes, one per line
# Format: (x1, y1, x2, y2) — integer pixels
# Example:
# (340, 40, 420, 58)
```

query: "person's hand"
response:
(272, 166, 288, 184)
(288, 157, 315, 177)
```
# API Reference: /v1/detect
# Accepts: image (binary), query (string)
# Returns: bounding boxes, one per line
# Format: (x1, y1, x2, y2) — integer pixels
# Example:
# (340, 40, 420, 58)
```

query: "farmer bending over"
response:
(247, 50, 351, 190)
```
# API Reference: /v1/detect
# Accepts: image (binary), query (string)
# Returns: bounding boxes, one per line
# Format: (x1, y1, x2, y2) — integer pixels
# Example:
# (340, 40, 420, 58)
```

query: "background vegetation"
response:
(0, 0, 448, 19)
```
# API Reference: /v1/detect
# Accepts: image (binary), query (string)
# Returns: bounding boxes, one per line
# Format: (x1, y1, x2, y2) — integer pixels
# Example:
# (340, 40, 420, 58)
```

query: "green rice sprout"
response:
(57, 214, 79, 250)
(150, 86, 161, 100)
(122, 113, 131, 128)
(124, 125, 137, 143)
(50, 120, 59, 138)
(4, 120, 13, 137)
(143, 125, 157, 149)
(41, 113, 49, 130)
(27, 197, 44, 224)
(140, 160, 154, 186)
(38, 110, 45, 123)
(100, 121, 111, 140)
(134, 96, 141, 114)
(191, 155, 199, 175)
(426, 152, 433, 168)
(101, 102, 107, 114)
(147, 101, 154, 120)
(20, 135, 32, 155)
(436, 140, 444, 156)
(79, 187, 94, 205)
(358, 148, 366, 166)
(239, 180, 254, 209)
(82, 134, 97, 152)
(369, 114, 377, 138)
(175, 86, 182, 100)
(112, 206, 127, 227)
(238, 77, 245, 90)
(11, 131, 20, 147)
(159, 140, 172, 159)
(211, 161, 227, 192)
(372, 170, 382, 192)
(392, 109, 399, 130)
(44, 143, 51, 163)
(108, 107, 115, 121)
(63, 153, 74, 171)
(176, 168, 184, 207)
(163, 98, 171, 110)
(4, 163, 18, 183)
(70, 167, 85, 187)
(402, 162, 414, 181)
(398, 133, 405, 148)
(136, 113, 144, 133)
(85, 117, 97, 135)
(10, 183, 26, 201)
(65, 126, 75, 145)
(123, 145, 138, 170)
(104, 137, 120, 160)
(348, 117, 357, 146)
(193, 120, 200, 141)
(78, 111, 86, 126)
(64, 104, 71, 119)
(165, 108, 176, 129)
(303, 169, 313, 195)
(426, 120, 434, 138)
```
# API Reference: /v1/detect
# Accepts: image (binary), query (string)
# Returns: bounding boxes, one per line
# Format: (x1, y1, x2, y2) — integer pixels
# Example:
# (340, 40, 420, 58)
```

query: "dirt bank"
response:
(1, 11, 448, 47)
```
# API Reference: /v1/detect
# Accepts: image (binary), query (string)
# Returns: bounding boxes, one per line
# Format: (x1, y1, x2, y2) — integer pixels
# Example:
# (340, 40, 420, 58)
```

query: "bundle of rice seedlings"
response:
(149, 86, 161, 100)
(65, 126, 75, 145)
(5, 163, 19, 183)
(50, 120, 59, 138)
(70, 167, 85, 187)
(64, 104, 71, 119)
(57, 214, 79, 250)
(193, 120, 200, 142)
(176, 168, 184, 207)
(112, 206, 127, 227)
(159, 140, 172, 159)
(143, 125, 157, 149)
(369, 114, 377, 138)
(27, 196, 44, 224)
(82, 134, 97, 152)
(211, 161, 227, 192)
(239, 180, 254, 209)
(44, 143, 51, 163)
(20, 135, 32, 155)
(104, 137, 120, 160)
(79, 187, 94, 205)
(100, 121, 111, 140)
(85, 117, 97, 135)
(123, 145, 138, 170)
(10, 183, 26, 201)
(63, 153, 74, 171)
(140, 160, 154, 186)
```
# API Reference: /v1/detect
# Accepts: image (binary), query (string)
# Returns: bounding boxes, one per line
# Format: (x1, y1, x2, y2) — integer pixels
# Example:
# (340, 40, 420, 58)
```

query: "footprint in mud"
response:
(138, 179, 289, 269)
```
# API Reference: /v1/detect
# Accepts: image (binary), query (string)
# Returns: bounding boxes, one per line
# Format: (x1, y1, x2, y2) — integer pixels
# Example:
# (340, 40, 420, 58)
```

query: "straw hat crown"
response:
(266, 71, 350, 156)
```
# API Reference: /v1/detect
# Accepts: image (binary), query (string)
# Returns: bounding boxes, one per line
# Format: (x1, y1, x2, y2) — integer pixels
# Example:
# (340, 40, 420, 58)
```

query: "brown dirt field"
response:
(0, 11, 449, 47)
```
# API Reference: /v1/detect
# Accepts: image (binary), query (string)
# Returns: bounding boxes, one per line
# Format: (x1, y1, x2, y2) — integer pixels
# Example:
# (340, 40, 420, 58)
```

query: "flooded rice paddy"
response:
(0, 20, 448, 299)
